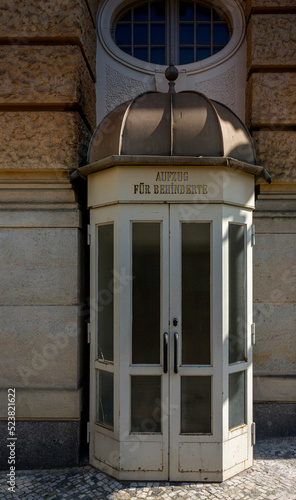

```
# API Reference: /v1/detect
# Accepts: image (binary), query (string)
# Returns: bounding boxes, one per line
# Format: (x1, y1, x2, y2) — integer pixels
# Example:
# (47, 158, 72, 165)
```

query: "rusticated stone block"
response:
(0, 227, 81, 305)
(0, 0, 96, 75)
(0, 45, 95, 127)
(254, 233, 296, 304)
(86, 0, 100, 22)
(247, 0, 296, 10)
(247, 15, 296, 70)
(0, 305, 82, 388)
(252, 131, 296, 181)
(0, 111, 91, 169)
(246, 73, 296, 126)
(253, 303, 296, 375)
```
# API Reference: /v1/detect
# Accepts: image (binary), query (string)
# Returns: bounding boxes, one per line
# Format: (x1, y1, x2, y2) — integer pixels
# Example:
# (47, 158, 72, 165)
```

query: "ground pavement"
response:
(0, 437, 295, 499)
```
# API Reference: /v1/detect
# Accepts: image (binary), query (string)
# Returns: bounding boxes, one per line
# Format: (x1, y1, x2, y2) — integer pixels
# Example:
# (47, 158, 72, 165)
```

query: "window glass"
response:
(132, 222, 161, 364)
(97, 224, 114, 362)
(229, 371, 246, 429)
(229, 224, 246, 364)
(131, 376, 161, 432)
(114, 0, 230, 65)
(97, 370, 114, 428)
(181, 376, 211, 433)
(182, 223, 211, 365)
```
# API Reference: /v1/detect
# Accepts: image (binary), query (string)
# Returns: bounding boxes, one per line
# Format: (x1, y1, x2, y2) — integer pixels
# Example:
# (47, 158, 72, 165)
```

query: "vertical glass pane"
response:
(134, 47, 148, 61)
(98, 225, 114, 362)
(181, 376, 211, 433)
(97, 370, 114, 428)
(196, 24, 211, 45)
(229, 371, 246, 429)
(196, 47, 211, 60)
(213, 9, 225, 21)
(131, 376, 161, 433)
(134, 24, 148, 44)
(150, 23, 166, 45)
(179, 47, 194, 64)
(151, 47, 166, 64)
(213, 24, 229, 45)
(132, 223, 160, 364)
(229, 224, 246, 364)
(151, 1, 165, 21)
(120, 10, 132, 22)
(213, 46, 223, 55)
(182, 223, 211, 365)
(196, 5, 211, 21)
(115, 24, 131, 45)
(120, 46, 132, 55)
(179, 24, 194, 44)
(180, 1, 194, 21)
(134, 4, 148, 21)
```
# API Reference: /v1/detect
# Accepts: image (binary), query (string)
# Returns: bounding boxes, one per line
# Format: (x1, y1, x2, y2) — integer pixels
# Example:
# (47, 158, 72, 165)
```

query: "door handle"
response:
(163, 332, 168, 373)
(174, 332, 179, 373)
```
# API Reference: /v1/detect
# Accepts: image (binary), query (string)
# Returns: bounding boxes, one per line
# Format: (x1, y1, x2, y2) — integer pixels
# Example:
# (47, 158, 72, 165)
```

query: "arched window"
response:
(114, 0, 231, 65)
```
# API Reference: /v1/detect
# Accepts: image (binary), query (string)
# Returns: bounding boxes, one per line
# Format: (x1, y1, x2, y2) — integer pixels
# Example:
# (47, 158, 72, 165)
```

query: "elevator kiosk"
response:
(71, 87, 270, 482)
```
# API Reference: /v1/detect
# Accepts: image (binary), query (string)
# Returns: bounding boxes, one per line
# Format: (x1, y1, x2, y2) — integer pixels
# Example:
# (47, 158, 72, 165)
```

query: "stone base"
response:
(0, 420, 82, 470)
(254, 403, 296, 439)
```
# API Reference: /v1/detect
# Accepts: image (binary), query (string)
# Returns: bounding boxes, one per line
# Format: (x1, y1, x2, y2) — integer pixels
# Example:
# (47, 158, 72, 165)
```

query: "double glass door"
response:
(91, 203, 251, 481)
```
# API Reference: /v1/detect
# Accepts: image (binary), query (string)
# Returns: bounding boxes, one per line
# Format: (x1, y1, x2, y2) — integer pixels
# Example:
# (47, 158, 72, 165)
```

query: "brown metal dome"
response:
(88, 91, 256, 165)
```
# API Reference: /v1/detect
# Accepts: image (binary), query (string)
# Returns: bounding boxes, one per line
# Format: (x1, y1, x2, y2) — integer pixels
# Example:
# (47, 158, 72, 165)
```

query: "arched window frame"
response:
(113, 0, 232, 66)
(97, 0, 245, 75)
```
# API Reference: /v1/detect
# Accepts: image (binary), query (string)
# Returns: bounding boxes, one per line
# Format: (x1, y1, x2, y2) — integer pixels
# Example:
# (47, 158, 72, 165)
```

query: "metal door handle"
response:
(174, 332, 179, 373)
(163, 332, 168, 373)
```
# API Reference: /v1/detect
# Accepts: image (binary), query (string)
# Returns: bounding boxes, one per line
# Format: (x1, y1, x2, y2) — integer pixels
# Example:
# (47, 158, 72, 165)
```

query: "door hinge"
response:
(251, 422, 256, 446)
(251, 323, 256, 345)
(251, 225, 255, 247)
(87, 224, 91, 246)
(87, 323, 91, 344)
(87, 421, 90, 443)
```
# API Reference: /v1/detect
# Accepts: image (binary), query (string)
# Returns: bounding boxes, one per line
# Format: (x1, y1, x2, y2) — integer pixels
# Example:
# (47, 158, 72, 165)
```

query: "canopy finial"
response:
(165, 64, 179, 93)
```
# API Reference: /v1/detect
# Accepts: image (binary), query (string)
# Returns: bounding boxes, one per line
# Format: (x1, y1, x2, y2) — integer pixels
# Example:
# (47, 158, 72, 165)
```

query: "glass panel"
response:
(179, 46, 194, 64)
(179, 24, 194, 44)
(120, 46, 132, 55)
(196, 47, 211, 60)
(120, 10, 132, 22)
(134, 3, 148, 21)
(229, 224, 246, 364)
(180, 1, 194, 21)
(213, 9, 225, 21)
(134, 47, 148, 61)
(196, 23, 211, 45)
(131, 376, 161, 433)
(97, 225, 114, 362)
(115, 24, 131, 45)
(196, 5, 211, 21)
(132, 223, 160, 364)
(97, 370, 114, 428)
(182, 223, 211, 365)
(229, 371, 246, 429)
(151, 47, 166, 64)
(134, 24, 148, 44)
(151, 1, 165, 21)
(213, 46, 223, 55)
(181, 376, 211, 433)
(213, 24, 229, 45)
(151, 23, 165, 45)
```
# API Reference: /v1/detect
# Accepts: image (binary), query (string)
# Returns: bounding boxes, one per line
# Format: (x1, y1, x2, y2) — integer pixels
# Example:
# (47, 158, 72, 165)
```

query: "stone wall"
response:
(246, 0, 296, 437)
(0, 0, 97, 468)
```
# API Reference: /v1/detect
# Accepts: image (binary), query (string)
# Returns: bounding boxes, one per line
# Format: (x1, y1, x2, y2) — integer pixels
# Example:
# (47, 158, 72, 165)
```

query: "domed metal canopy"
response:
(88, 91, 256, 165)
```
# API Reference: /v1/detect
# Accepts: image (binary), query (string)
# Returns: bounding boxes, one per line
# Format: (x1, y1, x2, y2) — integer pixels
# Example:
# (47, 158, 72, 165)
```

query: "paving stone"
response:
(0, 438, 296, 499)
